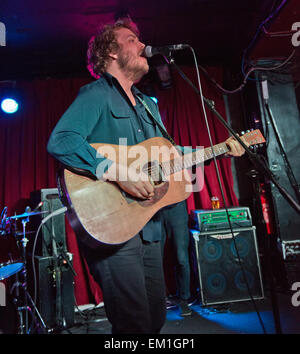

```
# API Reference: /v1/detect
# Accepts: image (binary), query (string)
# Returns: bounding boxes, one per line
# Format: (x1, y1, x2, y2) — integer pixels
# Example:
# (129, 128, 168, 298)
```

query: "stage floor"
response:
(61, 288, 300, 335)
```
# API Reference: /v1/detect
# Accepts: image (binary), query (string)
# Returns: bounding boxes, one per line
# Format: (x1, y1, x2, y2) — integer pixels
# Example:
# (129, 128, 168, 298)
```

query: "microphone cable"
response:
(166, 47, 267, 334)
(30, 206, 67, 331)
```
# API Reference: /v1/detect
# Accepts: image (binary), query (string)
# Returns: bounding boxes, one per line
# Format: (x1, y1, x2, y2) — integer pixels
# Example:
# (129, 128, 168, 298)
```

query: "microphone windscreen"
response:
(144, 46, 153, 58)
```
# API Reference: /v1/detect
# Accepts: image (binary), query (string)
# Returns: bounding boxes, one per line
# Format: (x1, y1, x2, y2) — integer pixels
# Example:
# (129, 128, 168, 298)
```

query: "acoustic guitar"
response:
(57, 130, 265, 248)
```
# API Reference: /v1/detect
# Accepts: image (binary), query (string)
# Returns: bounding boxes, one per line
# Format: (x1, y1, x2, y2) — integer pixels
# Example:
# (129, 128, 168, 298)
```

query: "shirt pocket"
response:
(110, 106, 131, 119)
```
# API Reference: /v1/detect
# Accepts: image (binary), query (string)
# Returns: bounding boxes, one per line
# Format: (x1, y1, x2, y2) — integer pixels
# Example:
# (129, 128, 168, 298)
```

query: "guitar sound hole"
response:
(119, 161, 168, 206)
(143, 160, 165, 186)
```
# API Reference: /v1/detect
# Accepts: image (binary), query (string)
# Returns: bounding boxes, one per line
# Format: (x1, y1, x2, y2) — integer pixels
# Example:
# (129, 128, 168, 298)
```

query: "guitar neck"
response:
(161, 142, 229, 176)
(160, 129, 266, 176)
(186, 142, 229, 168)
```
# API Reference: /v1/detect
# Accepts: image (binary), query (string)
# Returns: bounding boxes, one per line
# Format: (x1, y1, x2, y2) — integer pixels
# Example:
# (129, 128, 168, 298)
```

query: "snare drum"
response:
(0, 260, 24, 281)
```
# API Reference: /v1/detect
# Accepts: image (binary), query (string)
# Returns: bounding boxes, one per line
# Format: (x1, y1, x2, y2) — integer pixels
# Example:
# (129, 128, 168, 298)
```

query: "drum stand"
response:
(13, 215, 47, 334)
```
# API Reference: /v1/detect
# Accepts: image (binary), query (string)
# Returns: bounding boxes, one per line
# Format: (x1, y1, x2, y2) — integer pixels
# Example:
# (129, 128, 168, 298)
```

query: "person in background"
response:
(161, 201, 192, 316)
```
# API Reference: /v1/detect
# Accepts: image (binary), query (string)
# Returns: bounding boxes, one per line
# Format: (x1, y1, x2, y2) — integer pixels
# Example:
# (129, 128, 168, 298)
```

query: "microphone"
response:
(144, 44, 190, 58)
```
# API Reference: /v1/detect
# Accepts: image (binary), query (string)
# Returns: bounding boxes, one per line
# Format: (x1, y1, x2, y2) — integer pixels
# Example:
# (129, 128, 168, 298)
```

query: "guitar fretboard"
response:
(142, 129, 265, 181)
(160, 142, 229, 176)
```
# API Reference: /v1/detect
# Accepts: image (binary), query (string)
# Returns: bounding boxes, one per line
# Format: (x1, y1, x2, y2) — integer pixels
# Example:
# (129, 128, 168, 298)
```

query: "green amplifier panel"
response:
(191, 207, 252, 231)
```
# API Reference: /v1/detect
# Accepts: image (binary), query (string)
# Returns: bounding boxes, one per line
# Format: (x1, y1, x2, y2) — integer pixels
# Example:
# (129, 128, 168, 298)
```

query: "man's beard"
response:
(117, 49, 149, 82)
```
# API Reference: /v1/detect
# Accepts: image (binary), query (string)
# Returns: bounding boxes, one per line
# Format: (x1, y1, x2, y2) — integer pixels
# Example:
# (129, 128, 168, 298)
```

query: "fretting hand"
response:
(224, 135, 247, 157)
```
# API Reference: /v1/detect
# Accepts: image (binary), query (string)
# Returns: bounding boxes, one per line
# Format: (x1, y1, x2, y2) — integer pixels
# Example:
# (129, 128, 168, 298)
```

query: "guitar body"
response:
(57, 130, 265, 248)
(58, 137, 192, 247)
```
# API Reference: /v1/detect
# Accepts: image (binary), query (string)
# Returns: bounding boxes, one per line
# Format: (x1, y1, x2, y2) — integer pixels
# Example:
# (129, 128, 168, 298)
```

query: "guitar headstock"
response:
(241, 129, 266, 147)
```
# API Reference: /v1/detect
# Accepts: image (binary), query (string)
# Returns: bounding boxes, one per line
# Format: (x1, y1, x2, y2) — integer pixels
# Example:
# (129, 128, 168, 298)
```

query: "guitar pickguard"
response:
(121, 181, 169, 207)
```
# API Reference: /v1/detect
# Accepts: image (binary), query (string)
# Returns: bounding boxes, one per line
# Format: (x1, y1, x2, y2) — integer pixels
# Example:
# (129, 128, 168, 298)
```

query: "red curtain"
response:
(157, 66, 238, 211)
(0, 76, 102, 306)
(0, 66, 238, 306)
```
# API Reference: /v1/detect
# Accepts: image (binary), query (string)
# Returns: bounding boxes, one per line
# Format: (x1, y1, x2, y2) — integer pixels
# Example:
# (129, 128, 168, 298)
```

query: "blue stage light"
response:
(1, 98, 19, 114)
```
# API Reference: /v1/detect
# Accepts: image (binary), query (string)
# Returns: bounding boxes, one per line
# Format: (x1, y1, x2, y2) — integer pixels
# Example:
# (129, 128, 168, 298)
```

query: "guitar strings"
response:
(140, 131, 256, 179)
(133, 131, 257, 183)
(140, 140, 236, 181)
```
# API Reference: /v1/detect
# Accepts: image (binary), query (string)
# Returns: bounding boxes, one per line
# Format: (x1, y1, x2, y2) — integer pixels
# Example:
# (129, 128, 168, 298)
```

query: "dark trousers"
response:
(81, 234, 166, 334)
(161, 202, 191, 301)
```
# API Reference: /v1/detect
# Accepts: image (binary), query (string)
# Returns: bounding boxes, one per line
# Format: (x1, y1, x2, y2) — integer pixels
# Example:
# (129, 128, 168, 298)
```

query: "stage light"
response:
(1, 98, 19, 114)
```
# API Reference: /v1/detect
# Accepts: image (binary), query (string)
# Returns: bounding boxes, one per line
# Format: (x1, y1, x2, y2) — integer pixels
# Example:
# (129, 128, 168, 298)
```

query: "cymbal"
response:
(9, 210, 48, 220)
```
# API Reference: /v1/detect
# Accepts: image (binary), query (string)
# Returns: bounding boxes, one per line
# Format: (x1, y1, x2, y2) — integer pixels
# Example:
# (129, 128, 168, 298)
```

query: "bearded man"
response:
(47, 18, 245, 334)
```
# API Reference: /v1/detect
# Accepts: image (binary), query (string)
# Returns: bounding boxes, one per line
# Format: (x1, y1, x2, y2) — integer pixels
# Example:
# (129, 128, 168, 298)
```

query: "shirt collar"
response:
(102, 72, 116, 86)
(102, 72, 143, 99)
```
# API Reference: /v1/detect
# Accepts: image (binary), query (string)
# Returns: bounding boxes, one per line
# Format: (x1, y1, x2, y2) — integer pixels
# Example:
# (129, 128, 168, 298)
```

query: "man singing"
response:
(47, 17, 245, 334)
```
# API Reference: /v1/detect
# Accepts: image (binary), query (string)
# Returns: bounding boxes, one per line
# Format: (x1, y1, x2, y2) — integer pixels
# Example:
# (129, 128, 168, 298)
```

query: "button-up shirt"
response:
(47, 72, 166, 242)
(47, 72, 165, 178)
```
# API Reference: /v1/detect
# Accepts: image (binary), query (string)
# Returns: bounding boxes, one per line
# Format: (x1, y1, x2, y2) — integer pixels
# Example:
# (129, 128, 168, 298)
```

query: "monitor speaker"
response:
(30, 188, 66, 256)
(32, 255, 74, 329)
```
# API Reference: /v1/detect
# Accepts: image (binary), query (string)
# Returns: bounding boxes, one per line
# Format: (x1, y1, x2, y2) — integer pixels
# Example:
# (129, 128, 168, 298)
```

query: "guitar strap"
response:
(136, 96, 177, 147)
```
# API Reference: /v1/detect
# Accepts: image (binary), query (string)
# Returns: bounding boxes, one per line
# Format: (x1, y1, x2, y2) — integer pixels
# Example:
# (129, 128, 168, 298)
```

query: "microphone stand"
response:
(166, 57, 300, 217)
(16, 212, 47, 333)
(246, 169, 282, 334)
(164, 56, 300, 334)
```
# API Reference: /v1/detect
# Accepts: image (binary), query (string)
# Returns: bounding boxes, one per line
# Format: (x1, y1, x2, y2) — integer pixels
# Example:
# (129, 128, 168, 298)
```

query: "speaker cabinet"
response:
(191, 227, 264, 306)
(32, 255, 74, 329)
(257, 72, 300, 242)
(30, 188, 66, 256)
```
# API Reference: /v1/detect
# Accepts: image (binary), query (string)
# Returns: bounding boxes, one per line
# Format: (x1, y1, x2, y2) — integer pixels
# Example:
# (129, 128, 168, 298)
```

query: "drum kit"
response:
(0, 205, 49, 334)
